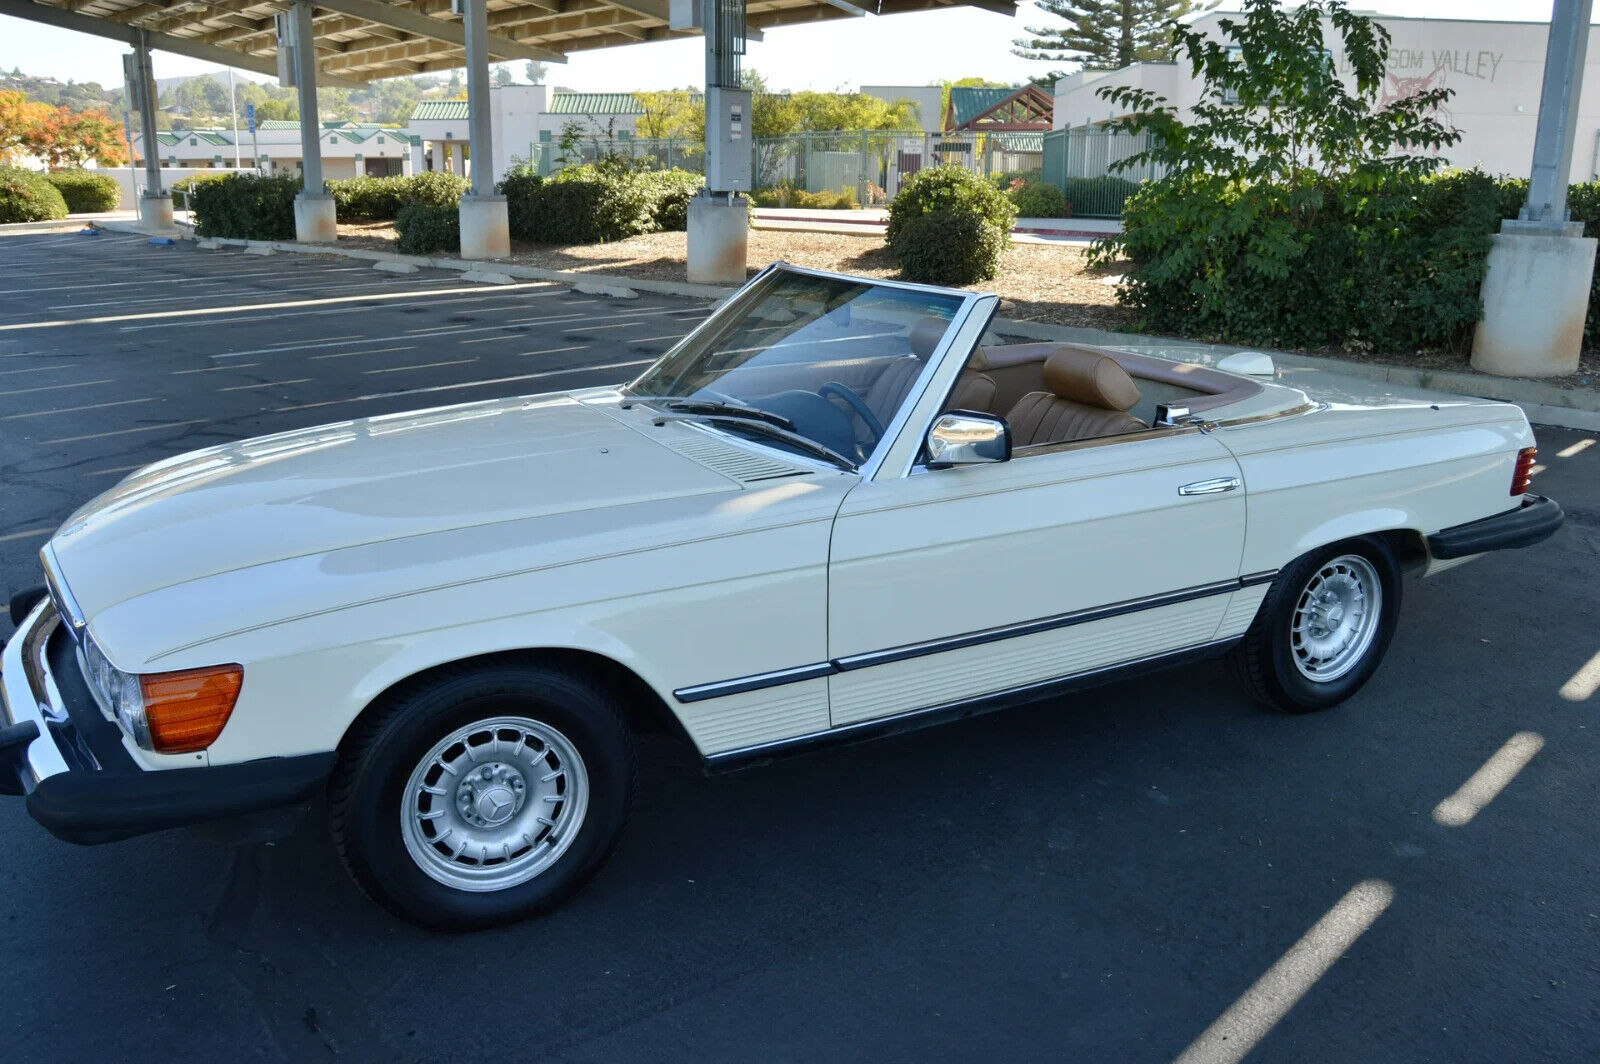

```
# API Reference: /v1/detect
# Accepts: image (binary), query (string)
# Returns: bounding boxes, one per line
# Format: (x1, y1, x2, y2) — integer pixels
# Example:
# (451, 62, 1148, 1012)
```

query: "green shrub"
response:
(887, 165, 1015, 248)
(1097, 169, 1506, 352)
(1059, 176, 1141, 217)
(792, 187, 858, 210)
(190, 173, 301, 240)
(0, 166, 68, 223)
(1009, 180, 1065, 219)
(397, 170, 468, 209)
(498, 164, 699, 243)
(395, 203, 460, 254)
(43, 170, 120, 213)
(638, 168, 702, 230)
(329, 175, 403, 220)
(892, 210, 1006, 286)
(328, 172, 468, 221)
(170, 172, 231, 210)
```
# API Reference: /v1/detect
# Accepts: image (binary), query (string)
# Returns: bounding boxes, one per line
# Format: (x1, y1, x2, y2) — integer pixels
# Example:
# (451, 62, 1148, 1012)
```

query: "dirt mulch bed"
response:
(332, 222, 1135, 332)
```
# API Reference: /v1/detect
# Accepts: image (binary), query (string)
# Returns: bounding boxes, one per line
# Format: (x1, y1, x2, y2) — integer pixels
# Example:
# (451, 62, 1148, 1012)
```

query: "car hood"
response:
(48, 393, 740, 619)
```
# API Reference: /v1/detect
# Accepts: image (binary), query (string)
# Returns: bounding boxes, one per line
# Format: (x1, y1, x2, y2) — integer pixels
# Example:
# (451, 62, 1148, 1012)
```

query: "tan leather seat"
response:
(1005, 347, 1145, 447)
(945, 346, 997, 413)
(862, 317, 951, 417)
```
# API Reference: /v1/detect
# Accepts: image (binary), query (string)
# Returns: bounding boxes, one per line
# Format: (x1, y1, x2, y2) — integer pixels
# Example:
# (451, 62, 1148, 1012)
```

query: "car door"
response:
(826, 426, 1249, 727)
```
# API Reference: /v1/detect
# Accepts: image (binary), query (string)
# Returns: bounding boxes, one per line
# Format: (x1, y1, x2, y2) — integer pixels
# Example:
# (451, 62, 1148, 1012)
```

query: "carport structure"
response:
(0, 0, 1016, 273)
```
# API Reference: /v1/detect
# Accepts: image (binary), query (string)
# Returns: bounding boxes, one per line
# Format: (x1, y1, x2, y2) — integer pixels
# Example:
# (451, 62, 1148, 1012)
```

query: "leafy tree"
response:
(35, 106, 127, 167)
(524, 62, 548, 85)
(493, 64, 515, 88)
(0, 90, 50, 163)
(1088, 0, 1472, 351)
(253, 98, 297, 122)
(1013, 0, 1212, 71)
(1099, 0, 1458, 184)
(633, 88, 698, 140)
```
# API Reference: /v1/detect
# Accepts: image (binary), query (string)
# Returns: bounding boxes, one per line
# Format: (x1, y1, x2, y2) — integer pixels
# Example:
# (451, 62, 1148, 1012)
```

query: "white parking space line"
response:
(0, 280, 561, 332)
(1432, 731, 1545, 826)
(42, 419, 209, 445)
(271, 334, 362, 347)
(1, 397, 159, 420)
(308, 345, 416, 361)
(217, 378, 314, 392)
(516, 345, 586, 357)
(364, 359, 477, 375)
(0, 378, 112, 397)
(1174, 880, 1395, 1064)
(172, 362, 262, 374)
(85, 463, 148, 478)
(1560, 648, 1600, 700)
(1556, 438, 1594, 458)
(0, 526, 54, 544)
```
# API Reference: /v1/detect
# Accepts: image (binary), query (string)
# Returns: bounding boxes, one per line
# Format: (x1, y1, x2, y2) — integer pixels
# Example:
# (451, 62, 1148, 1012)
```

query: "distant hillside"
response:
(0, 71, 120, 112)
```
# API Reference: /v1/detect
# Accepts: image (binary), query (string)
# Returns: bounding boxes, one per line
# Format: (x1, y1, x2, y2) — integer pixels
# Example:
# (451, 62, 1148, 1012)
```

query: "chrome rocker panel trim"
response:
(672, 571, 1278, 704)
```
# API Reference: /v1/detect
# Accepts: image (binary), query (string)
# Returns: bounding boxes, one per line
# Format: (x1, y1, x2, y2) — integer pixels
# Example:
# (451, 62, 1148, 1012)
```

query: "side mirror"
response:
(925, 411, 1011, 468)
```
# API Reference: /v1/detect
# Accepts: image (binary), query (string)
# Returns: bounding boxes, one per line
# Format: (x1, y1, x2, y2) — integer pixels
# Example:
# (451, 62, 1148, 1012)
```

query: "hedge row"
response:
(190, 173, 301, 240)
(43, 171, 121, 213)
(328, 171, 468, 221)
(395, 203, 460, 254)
(0, 166, 68, 223)
(499, 165, 701, 244)
(1094, 169, 1592, 353)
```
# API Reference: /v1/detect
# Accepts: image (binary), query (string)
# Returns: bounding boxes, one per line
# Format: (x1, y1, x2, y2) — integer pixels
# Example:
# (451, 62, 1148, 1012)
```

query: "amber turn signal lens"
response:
(140, 664, 243, 754)
(1511, 447, 1538, 496)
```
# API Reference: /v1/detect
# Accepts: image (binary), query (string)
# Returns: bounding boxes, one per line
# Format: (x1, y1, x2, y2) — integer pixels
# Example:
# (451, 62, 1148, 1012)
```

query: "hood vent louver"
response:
(662, 428, 811, 484)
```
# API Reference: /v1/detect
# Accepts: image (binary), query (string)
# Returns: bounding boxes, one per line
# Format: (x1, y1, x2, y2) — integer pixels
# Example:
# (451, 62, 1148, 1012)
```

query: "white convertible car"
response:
(1, 265, 1563, 928)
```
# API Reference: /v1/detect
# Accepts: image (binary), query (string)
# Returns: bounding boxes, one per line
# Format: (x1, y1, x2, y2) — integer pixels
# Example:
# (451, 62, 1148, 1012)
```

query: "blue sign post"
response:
(246, 103, 261, 175)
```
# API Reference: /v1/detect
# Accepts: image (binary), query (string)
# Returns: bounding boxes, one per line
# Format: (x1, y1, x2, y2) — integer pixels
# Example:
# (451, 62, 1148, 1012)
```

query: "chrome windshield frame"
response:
(623, 263, 992, 482)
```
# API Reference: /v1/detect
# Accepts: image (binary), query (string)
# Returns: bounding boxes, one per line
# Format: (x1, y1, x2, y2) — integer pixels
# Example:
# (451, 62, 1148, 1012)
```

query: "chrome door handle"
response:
(1178, 476, 1240, 496)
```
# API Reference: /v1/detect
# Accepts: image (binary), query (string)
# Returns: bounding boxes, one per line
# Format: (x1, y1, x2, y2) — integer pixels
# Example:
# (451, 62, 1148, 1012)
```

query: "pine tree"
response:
(1012, 0, 1212, 72)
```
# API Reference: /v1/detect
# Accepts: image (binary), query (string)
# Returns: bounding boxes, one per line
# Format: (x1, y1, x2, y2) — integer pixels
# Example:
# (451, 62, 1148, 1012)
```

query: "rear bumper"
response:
(1427, 494, 1565, 560)
(2, 599, 332, 844)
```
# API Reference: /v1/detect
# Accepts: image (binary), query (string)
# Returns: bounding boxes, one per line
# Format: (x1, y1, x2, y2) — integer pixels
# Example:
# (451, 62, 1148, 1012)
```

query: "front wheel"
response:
(329, 664, 635, 931)
(1231, 538, 1402, 713)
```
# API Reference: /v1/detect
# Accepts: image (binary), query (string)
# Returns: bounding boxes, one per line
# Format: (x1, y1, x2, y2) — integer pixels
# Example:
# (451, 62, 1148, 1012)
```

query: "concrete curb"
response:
(990, 316, 1600, 433)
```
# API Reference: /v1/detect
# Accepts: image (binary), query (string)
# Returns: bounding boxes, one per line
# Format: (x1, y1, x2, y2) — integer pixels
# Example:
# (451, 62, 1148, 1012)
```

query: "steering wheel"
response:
(819, 381, 885, 442)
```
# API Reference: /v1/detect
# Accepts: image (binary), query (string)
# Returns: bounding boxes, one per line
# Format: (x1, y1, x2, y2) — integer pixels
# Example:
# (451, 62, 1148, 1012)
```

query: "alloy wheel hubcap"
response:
(1290, 555, 1382, 683)
(401, 716, 589, 892)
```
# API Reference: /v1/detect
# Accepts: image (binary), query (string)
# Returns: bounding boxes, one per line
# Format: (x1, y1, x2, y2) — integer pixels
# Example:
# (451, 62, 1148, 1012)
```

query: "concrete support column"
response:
(688, 0, 748, 284)
(1472, 0, 1598, 376)
(131, 32, 173, 234)
(288, 0, 335, 243)
(457, 0, 509, 259)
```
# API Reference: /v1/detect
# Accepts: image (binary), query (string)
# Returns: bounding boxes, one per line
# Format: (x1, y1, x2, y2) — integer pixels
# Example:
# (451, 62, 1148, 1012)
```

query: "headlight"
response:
(82, 634, 150, 749)
(80, 635, 242, 754)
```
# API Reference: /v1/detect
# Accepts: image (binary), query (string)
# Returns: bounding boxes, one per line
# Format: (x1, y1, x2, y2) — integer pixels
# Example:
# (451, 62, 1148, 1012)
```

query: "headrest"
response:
(1042, 346, 1141, 412)
(909, 317, 949, 359)
(966, 346, 992, 372)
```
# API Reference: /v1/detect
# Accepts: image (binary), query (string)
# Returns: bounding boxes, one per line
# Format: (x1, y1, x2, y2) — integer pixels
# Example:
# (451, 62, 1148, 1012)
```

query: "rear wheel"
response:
(1232, 538, 1401, 713)
(330, 663, 635, 931)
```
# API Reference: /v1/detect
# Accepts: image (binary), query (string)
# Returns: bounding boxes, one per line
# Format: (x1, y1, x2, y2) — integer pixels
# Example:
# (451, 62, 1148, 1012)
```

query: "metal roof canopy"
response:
(0, 0, 1017, 86)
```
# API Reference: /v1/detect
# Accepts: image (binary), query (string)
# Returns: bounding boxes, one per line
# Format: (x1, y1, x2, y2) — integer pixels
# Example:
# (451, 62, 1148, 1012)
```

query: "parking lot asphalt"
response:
(1, 230, 1597, 1064)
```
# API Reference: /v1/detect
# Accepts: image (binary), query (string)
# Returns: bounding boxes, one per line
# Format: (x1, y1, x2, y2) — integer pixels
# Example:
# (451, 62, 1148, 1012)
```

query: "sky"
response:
(0, 0, 1581, 95)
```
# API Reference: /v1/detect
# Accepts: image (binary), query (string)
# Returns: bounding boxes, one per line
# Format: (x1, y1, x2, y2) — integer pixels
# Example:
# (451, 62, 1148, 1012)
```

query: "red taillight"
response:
(1511, 447, 1537, 496)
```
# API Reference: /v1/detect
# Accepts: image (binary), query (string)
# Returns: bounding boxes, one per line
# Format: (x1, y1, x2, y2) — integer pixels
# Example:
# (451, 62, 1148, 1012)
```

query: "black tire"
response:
(1231, 537, 1402, 713)
(329, 662, 635, 931)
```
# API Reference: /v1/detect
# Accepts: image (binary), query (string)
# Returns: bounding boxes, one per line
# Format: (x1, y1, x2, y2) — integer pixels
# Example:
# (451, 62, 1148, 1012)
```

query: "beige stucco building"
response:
(1053, 11, 1599, 182)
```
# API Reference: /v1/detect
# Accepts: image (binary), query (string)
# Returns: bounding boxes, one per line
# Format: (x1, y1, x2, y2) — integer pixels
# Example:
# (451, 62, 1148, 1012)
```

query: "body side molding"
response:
(672, 571, 1279, 704)
(703, 637, 1242, 771)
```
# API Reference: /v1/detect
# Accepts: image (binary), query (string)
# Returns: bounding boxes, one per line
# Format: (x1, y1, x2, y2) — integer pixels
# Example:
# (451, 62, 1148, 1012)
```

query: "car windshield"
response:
(626, 269, 965, 467)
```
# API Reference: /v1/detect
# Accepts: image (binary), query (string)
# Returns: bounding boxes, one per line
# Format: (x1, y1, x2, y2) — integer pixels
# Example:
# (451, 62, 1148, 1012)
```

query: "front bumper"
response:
(1, 599, 332, 844)
(1427, 494, 1565, 560)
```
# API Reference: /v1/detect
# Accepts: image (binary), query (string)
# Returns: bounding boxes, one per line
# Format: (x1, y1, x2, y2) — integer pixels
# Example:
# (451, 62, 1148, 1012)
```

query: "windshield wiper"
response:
(655, 398, 796, 432)
(699, 416, 858, 472)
